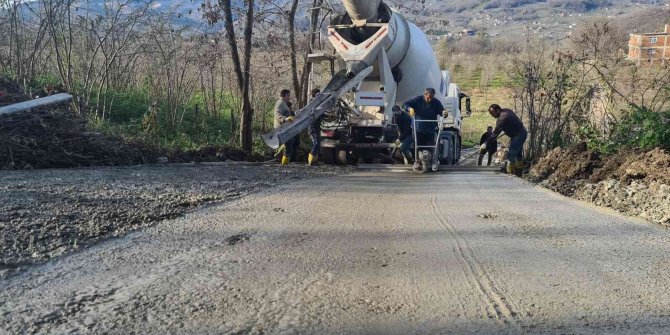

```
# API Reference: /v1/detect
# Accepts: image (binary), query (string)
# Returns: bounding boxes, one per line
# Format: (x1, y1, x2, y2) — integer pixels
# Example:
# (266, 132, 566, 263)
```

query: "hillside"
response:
(393, 0, 669, 40)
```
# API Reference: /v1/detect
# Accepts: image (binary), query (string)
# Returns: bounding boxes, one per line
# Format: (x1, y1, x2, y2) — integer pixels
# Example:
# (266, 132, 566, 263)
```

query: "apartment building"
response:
(628, 24, 670, 66)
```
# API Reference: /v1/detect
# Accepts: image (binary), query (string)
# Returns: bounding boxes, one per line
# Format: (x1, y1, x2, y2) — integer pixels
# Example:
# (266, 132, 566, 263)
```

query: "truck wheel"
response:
(439, 138, 450, 165)
(455, 137, 461, 162)
(440, 135, 454, 165)
(322, 148, 336, 165)
(448, 135, 456, 165)
(452, 139, 458, 165)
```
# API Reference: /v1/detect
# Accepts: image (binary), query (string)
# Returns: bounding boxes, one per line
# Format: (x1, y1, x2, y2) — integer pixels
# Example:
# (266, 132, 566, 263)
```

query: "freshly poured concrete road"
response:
(3, 169, 670, 334)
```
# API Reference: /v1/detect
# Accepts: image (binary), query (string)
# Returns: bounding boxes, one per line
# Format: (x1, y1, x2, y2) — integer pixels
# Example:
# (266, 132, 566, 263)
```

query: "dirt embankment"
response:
(0, 164, 349, 275)
(0, 77, 271, 170)
(529, 142, 670, 225)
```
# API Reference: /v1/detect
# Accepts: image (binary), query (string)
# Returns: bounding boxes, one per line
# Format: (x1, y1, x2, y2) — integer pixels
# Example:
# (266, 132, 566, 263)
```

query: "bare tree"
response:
(203, 0, 255, 152)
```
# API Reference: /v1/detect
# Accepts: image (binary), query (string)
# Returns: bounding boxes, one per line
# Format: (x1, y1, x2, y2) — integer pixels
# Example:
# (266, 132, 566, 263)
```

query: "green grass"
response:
(461, 111, 493, 148)
(446, 60, 514, 147)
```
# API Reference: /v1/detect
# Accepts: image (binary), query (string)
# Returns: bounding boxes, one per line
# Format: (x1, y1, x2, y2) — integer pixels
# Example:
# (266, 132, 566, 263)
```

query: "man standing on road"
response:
(478, 126, 497, 166)
(274, 89, 296, 165)
(392, 105, 413, 164)
(487, 104, 527, 176)
(307, 88, 321, 166)
(403, 88, 447, 170)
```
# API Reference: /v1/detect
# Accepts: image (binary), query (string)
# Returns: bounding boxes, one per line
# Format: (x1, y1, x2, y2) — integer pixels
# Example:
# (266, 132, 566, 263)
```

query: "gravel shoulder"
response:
(2, 168, 670, 334)
(0, 162, 350, 273)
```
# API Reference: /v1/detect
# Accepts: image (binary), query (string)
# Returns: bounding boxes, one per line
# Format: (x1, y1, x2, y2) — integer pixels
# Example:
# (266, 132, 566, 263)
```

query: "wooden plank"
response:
(0, 93, 72, 116)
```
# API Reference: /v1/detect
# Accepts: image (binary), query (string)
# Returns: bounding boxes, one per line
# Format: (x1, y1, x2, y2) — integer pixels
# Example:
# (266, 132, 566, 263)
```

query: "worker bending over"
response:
(487, 104, 527, 176)
(274, 89, 296, 165)
(392, 105, 413, 164)
(403, 88, 447, 170)
(478, 126, 497, 166)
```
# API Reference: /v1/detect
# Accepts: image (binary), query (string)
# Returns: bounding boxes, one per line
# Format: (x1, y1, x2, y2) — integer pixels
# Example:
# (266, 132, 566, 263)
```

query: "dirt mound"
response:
(529, 142, 602, 195)
(168, 145, 267, 163)
(0, 109, 160, 169)
(529, 143, 670, 225)
(0, 77, 160, 169)
(0, 77, 28, 106)
(0, 77, 269, 169)
(614, 148, 670, 185)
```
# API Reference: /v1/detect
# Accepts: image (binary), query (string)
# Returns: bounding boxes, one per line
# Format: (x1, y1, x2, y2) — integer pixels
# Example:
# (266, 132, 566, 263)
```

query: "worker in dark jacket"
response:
(307, 88, 321, 166)
(402, 88, 446, 137)
(274, 89, 295, 165)
(403, 88, 447, 169)
(488, 104, 527, 175)
(392, 105, 413, 164)
(478, 126, 497, 166)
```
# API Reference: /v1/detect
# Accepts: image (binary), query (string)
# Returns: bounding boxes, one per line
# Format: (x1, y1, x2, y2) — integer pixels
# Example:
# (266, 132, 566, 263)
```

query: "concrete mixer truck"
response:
(262, 0, 471, 168)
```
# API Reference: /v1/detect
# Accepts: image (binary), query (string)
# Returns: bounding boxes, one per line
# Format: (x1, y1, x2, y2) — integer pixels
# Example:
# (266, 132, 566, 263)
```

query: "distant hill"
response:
(391, 0, 670, 40)
(12, 0, 667, 41)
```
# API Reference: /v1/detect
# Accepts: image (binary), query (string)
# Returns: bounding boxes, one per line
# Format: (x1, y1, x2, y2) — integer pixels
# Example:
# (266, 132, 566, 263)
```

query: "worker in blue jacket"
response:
(402, 88, 447, 136)
(402, 88, 448, 166)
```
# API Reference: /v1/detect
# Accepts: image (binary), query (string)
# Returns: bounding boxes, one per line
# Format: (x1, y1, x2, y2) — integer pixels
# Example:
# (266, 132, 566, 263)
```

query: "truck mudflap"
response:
(262, 66, 373, 149)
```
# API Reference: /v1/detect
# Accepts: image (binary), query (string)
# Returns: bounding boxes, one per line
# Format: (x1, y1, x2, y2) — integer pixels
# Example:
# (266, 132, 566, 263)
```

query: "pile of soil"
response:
(529, 143, 670, 225)
(528, 142, 603, 195)
(0, 77, 270, 169)
(1, 78, 161, 169)
(0, 77, 29, 105)
(0, 109, 162, 169)
(168, 145, 267, 163)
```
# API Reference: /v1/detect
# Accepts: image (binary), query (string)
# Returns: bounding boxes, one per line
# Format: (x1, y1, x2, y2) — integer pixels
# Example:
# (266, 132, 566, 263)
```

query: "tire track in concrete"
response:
(428, 193, 520, 327)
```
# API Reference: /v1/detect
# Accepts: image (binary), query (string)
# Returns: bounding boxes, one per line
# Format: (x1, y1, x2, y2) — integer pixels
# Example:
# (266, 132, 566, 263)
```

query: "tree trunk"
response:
(239, 0, 255, 152)
(221, 0, 244, 94)
(219, 0, 254, 152)
(288, 0, 302, 107)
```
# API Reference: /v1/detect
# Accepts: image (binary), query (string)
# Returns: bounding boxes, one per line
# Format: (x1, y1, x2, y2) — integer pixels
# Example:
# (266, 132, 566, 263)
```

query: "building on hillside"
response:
(628, 24, 670, 66)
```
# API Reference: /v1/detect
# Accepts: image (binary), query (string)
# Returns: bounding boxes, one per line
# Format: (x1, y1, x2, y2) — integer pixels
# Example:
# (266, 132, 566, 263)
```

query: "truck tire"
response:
(455, 137, 461, 162)
(322, 148, 336, 165)
(449, 135, 457, 165)
(451, 137, 458, 165)
(440, 134, 454, 165)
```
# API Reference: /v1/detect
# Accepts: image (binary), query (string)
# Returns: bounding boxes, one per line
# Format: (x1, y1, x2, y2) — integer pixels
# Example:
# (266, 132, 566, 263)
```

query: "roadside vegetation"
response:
(436, 16, 670, 162)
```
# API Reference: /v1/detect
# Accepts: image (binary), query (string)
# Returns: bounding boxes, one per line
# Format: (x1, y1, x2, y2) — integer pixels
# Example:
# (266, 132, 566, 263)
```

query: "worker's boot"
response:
(281, 155, 290, 166)
(505, 161, 513, 174)
(308, 153, 317, 166)
(431, 152, 439, 172)
(513, 161, 524, 177)
(418, 150, 431, 173)
(413, 161, 420, 171)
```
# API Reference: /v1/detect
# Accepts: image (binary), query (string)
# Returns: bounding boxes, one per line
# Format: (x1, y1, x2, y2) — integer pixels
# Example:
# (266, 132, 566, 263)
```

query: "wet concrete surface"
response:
(0, 162, 349, 273)
(3, 168, 670, 334)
